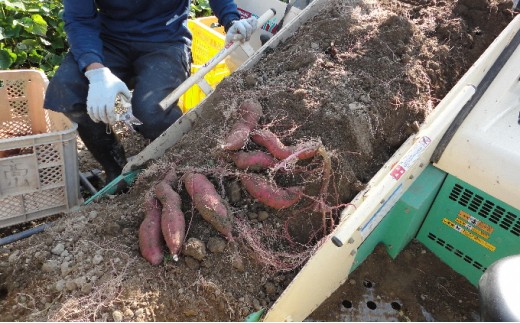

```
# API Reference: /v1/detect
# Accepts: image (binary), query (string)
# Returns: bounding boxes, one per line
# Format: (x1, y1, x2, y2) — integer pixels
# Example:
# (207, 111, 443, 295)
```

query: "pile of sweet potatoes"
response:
(138, 99, 330, 265)
(139, 168, 233, 265)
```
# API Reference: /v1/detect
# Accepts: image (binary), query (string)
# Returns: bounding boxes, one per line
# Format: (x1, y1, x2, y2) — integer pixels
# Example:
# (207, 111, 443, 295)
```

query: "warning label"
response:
(455, 217, 490, 239)
(457, 210, 494, 234)
(442, 218, 496, 252)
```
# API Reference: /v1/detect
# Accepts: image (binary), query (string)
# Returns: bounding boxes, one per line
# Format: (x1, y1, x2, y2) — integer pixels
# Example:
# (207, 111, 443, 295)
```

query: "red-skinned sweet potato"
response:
(155, 181, 185, 260)
(252, 129, 319, 161)
(183, 172, 233, 240)
(161, 166, 178, 187)
(240, 173, 303, 209)
(139, 196, 165, 265)
(251, 129, 293, 160)
(293, 145, 319, 160)
(221, 99, 263, 151)
(232, 151, 277, 171)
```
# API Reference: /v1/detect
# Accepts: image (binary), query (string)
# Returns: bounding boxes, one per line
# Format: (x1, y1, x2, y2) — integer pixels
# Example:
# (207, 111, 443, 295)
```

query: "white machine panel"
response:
(435, 46, 520, 210)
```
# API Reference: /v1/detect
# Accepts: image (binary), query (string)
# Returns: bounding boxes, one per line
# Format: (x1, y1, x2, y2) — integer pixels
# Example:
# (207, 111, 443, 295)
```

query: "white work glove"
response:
(225, 17, 258, 44)
(84, 67, 132, 125)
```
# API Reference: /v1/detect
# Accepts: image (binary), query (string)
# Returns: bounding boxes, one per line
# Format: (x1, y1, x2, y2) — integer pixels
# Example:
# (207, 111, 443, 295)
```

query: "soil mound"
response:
(0, 0, 513, 321)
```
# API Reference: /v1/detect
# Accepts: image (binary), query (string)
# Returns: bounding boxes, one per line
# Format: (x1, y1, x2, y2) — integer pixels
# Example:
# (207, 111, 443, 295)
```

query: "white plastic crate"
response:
(0, 69, 81, 228)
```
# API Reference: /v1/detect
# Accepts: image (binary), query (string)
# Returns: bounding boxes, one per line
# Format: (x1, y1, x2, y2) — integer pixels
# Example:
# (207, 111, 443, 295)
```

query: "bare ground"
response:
(0, 0, 514, 321)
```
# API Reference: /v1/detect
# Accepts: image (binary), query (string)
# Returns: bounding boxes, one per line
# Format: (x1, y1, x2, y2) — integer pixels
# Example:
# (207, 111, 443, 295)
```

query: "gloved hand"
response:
(225, 17, 258, 45)
(84, 67, 132, 125)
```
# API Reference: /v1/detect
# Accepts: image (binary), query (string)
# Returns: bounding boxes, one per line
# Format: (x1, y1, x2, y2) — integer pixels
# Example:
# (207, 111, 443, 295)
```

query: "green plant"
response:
(0, 0, 66, 76)
(0, 0, 212, 76)
(190, 0, 212, 19)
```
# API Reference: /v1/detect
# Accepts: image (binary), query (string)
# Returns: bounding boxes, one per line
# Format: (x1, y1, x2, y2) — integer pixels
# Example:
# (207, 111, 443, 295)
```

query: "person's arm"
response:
(62, 1, 133, 125)
(208, 0, 240, 31)
(209, 0, 258, 44)
(85, 62, 105, 71)
(63, 0, 104, 72)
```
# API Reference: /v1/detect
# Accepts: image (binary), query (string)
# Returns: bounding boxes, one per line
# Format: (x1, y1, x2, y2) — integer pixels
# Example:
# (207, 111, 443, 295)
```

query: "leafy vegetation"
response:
(0, 0, 66, 76)
(190, 0, 212, 19)
(1, 0, 214, 76)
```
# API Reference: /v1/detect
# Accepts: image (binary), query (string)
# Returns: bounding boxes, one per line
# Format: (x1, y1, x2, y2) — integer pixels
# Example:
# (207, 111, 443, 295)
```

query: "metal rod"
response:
(79, 172, 98, 195)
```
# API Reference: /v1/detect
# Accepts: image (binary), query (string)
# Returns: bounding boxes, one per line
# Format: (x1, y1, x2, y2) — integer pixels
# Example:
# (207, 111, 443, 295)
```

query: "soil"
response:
(309, 241, 481, 322)
(0, 0, 514, 321)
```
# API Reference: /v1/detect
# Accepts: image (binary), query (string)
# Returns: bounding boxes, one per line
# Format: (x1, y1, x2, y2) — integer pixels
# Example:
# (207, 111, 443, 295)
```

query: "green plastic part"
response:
(417, 174, 520, 286)
(245, 308, 265, 322)
(352, 164, 447, 272)
(84, 169, 142, 205)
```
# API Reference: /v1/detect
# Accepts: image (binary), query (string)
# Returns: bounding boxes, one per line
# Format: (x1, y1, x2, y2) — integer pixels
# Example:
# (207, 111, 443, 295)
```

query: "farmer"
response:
(44, 0, 257, 184)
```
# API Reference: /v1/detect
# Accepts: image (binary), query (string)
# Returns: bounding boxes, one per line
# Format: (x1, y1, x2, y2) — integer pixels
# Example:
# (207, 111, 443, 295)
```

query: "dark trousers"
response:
(44, 39, 191, 180)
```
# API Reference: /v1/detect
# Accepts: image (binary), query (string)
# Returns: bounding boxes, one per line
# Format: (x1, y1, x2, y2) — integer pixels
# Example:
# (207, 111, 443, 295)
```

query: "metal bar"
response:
(79, 171, 98, 195)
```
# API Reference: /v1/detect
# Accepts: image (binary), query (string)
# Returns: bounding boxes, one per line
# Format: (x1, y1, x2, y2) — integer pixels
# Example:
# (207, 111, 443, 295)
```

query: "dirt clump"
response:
(0, 0, 514, 321)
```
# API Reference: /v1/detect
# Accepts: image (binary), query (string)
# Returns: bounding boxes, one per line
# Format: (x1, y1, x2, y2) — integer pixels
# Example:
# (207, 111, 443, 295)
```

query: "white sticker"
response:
(390, 136, 431, 180)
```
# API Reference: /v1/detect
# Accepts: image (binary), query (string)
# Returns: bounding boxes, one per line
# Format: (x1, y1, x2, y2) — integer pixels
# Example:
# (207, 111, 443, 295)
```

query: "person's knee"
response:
(133, 101, 183, 139)
(62, 104, 91, 124)
(44, 54, 88, 113)
(137, 114, 183, 139)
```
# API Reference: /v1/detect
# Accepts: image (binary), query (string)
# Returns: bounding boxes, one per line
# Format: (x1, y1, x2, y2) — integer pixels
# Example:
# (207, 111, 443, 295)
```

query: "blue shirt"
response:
(63, 0, 240, 71)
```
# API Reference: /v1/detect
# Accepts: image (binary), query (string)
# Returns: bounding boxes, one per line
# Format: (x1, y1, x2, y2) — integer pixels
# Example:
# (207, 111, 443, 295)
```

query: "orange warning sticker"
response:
(457, 210, 494, 234)
(455, 217, 490, 239)
(442, 218, 496, 252)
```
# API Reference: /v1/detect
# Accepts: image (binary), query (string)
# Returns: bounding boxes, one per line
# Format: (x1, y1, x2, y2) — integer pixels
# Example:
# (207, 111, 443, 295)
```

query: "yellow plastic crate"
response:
(189, 16, 226, 63)
(179, 16, 231, 112)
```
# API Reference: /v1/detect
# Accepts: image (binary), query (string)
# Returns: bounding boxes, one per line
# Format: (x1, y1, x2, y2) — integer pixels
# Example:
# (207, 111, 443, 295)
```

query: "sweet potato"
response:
(221, 99, 263, 151)
(155, 181, 185, 260)
(293, 145, 319, 160)
(251, 129, 293, 159)
(139, 196, 165, 265)
(232, 151, 277, 171)
(240, 174, 303, 209)
(183, 172, 233, 240)
(161, 165, 178, 186)
(251, 129, 318, 160)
